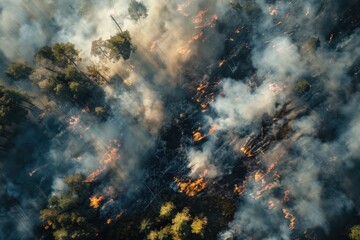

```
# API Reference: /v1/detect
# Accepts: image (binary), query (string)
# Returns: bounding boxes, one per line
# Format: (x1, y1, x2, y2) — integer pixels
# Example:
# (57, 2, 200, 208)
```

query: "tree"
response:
(35, 46, 56, 65)
(294, 79, 311, 95)
(52, 43, 80, 68)
(5, 61, 33, 80)
(40, 174, 97, 240)
(107, 31, 135, 61)
(350, 225, 360, 240)
(0, 85, 29, 131)
(128, 0, 148, 21)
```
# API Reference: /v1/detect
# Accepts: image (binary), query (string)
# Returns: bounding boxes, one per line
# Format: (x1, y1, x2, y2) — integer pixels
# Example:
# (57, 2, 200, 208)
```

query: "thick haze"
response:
(0, 0, 359, 239)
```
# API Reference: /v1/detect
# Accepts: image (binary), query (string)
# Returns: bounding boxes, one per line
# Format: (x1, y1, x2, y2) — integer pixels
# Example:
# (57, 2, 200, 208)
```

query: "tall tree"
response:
(128, 0, 148, 21)
(5, 61, 33, 80)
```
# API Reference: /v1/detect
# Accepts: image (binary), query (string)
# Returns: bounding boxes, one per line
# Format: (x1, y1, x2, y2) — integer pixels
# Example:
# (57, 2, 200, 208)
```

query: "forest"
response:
(0, 0, 360, 240)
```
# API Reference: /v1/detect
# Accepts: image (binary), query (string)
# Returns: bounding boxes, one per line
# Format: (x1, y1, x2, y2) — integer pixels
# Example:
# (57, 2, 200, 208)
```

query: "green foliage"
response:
(0, 85, 28, 131)
(128, 0, 148, 21)
(191, 217, 207, 235)
(40, 173, 98, 240)
(63, 174, 87, 193)
(5, 61, 33, 80)
(38, 79, 55, 92)
(35, 46, 56, 65)
(304, 37, 320, 53)
(160, 202, 175, 218)
(350, 225, 360, 240)
(51, 43, 80, 68)
(107, 31, 135, 61)
(230, 1, 242, 11)
(294, 79, 311, 95)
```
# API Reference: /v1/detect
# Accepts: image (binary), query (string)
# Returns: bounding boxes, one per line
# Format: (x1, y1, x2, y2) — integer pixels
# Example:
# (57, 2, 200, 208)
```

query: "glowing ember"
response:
(84, 167, 105, 182)
(103, 147, 120, 165)
(219, 59, 226, 67)
(44, 220, 52, 230)
(208, 125, 217, 135)
(267, 162, 277, 173)
(188, 30, 204, 44)
(193, 9, 209, 25)
(255, 182, 275, 198)
(283, 190, 290, 202)
(240, 147, 253, 157)
(106, 219, 112, 224)
(268, 200, 277, 209)
(234, 181, 247, 195)
(254, 171, 264, 182)
(177, 46, 191, 56)
(68, 115, 80, 125)
(193, 131, 206, 142)
(177, 0, 191, 16)
(90, 195, 104, 209)
(175, 177, 206, 197)
(282, 208, 296, 230)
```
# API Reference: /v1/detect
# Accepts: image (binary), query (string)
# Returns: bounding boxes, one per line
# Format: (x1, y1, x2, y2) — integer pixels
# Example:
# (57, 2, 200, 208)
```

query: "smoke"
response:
(0, 0, 359, 239)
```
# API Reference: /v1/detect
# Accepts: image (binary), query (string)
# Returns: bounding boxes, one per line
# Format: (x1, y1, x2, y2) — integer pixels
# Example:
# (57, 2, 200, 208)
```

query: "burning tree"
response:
(39, 174, 99, 240)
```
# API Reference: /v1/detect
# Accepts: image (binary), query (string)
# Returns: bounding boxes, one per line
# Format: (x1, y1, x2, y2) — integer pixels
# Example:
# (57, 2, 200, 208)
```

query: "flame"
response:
(282, 208, 296, 230)
(177, 46, 191, 56)
(84, 167, 105, 182)
(273, 172, 281, 181)
(106, 219, 112, 224)
(68, 115, 81, 125)
(267, 162, 277, 173)
(219, 59, 226, 67)
(268, 200, 278, 209)
(103, 147, 120, 165)
(208, 125, 217, 135)
(283, 190, 290, 202)
(193, 131, 206, 142)
(44, 220, 52, 230)
(234, 181, 247, 195)
(175, 177, 206, 197)
(188, 30, 204, 44)
(90, 195, 104, 209)
(254, 171, 264, 182)
(255, 182, 275, 198)
(240, 147, 253, 157)
(177, 0, 191, 16)
(193, 9, 209, 25)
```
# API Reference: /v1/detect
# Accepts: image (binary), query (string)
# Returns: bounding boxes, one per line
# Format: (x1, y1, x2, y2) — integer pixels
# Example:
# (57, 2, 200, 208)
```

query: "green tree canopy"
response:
(128, 0, 148, 21)
(5, 61, 33, 80)
(107, 31, 135, 61)
(0, 85, 29, 131)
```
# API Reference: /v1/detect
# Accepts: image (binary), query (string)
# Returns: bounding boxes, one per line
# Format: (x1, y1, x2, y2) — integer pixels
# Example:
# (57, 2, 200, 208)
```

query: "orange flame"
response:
(103, 147, 120, 165)
(282, 208, 296, 230)
(175, 177, 206, 197)
(84, 167, 105, 182)
(177, 46, 191, 56)
(234, 181, 247, 195)
(193, 131, 206, 142)
(90, 195, 104, 209)
(241, 147, 253, 157)
(44, 220, 52, 230)
(283, 190, 290, 202)
(255, 182, 275, 198)
(268, 200, 278, 210)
